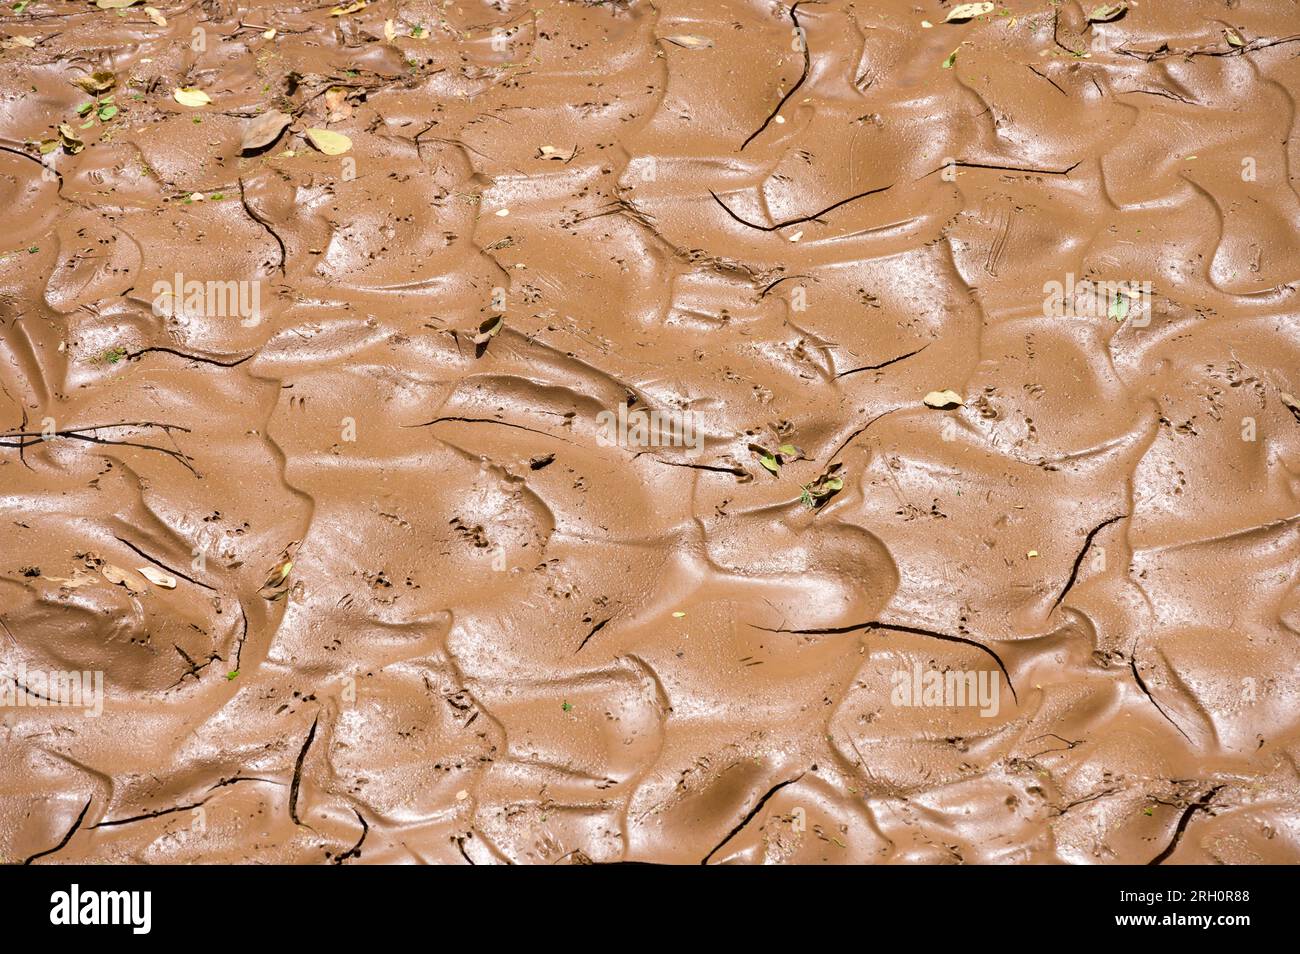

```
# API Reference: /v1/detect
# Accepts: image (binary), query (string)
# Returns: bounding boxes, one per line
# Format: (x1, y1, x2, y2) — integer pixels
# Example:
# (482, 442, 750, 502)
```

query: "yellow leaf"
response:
(304, 128, 352, 155)
(74, 70, 116, 94)
(173, 87, 211, 107)
(330, 0, 367, 15)
(144, 5, 166, 25)
(923, 389, 965, 409)
(384, 18, 396, 41)
(944, 3, 994, 22)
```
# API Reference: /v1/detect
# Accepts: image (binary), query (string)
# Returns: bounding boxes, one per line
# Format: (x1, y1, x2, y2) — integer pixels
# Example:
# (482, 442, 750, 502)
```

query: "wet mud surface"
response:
(2, 0, 1300, 864)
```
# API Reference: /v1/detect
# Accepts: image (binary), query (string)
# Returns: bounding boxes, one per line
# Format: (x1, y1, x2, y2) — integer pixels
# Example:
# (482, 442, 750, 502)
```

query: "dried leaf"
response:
(923, 389, 965, 409)
(1086, 3, 1127, 23)
(3, 35, 38, 49)
(241, 109, 292, 152)
(173, 87, 211, 107)
(944, 3, 994, 22)
(137, 566, 177, 589)
(384, 18, 397, 41)
(330, 0, 367, 15)
(259, 556, 294, 597)
(95, 0, 140, 8)
(472, 315, 503, 345)
(101, 563, 145, 593)
(57, 123, 84, 154)
(144, 6, 166, 26)
(73, 70, 116, 94)
(324, 87, 352, 122)
(304, 127, 351, 155)
(1224, 28, 1246, 48)
(1281, 392, 1300, 423)
(662, 35, 713, 49)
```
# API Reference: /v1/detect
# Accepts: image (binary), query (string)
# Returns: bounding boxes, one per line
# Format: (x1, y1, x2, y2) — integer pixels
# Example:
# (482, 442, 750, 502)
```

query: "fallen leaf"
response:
(1086, 3, 1127, 23)
(662, 35, 713, 49)
(144, 6, 166, 26)
(749, 443, 780, 475)
(1281, 393, 1300, 423)
(57, 123, 84, 154)
(3, 35, 38, 49)
(241, 109, 292, 152)
(472, 315, 504, 346)
(923, 389, 965, 409)
(324, 87, 352, 122)
(173, 87, 211, 107)
(137, 566, 177, 588)
(942, 48, 959, 69)
(101, 563, 145, 593)
(262, 28, 276, 39)
(672, 611, 686, 618)
(944, 3, 994, 22)
(74, 70, 116, 94)
(330, 0, 367, 15)
(800, 463, 845, 508)
(384, 18, 397, 41)
(95, 0, 140, 8)
(1224, 28, 1246, 48)
(258, 554, 294, 598)
(494, 207, 510, 217)
(304, 127, 351, 155)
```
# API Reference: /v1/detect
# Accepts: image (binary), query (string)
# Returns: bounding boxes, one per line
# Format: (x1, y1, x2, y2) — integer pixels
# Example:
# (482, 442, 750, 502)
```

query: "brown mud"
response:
(1, 0, 1299, 864)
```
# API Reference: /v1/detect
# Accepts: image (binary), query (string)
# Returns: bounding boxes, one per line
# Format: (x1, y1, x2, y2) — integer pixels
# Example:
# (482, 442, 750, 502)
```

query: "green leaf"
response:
(1224, 28, 1246, 48)
(942, 48, 958, 69)
(97, 104, 118, 121)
